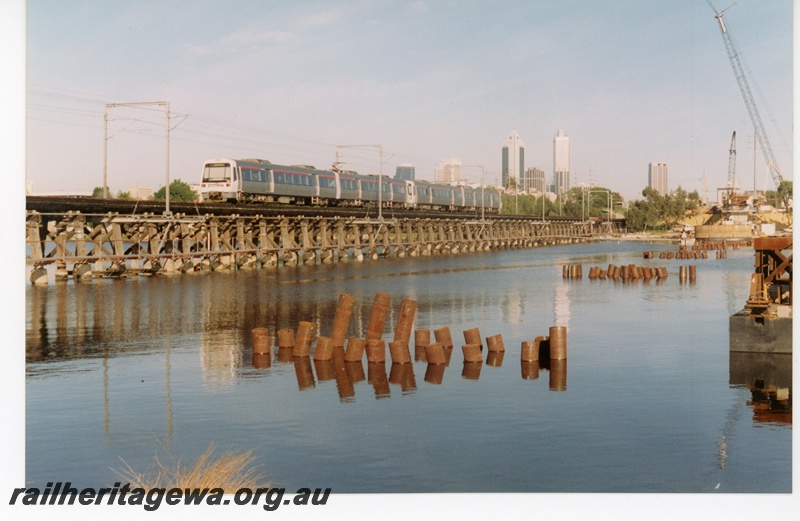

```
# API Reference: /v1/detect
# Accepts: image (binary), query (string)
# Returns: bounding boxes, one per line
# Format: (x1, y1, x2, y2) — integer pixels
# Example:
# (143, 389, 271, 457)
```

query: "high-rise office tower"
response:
(648, 162, 668, 196)
(522, 167, 546, 192)
(434, 158, 462, 183)
(395, 164, 415, 181)
(501, 130, 525, 189)
(553, 129, 570, 195)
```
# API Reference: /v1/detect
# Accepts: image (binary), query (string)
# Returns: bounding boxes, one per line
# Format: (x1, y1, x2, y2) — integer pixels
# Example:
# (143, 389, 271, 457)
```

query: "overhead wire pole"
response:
(103, 101, 172, 214)
(336, 144, 384, 220)
(463, 164, 486, 222)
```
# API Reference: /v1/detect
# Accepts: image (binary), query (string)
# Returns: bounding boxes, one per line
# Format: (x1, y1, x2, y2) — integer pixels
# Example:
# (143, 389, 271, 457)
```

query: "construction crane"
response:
(723, 130, 736, 207)
(723, 130, 748, 210)
(706, 1, 791, 215)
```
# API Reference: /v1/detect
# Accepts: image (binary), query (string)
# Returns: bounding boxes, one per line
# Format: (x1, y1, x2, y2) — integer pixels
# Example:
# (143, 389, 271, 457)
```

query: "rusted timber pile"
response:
(642, 239, 749, 261)
(563, 263, 698, 283)
(26, 211, 595, 284)
(248, 292, 570, 398)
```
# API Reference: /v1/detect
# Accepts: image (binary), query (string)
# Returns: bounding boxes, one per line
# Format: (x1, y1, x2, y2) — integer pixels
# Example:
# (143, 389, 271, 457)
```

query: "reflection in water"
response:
(553, 280, 571, 328)
(548, 359, 567, 392)
(486, 351, 504, 367)
(521, 361, 540, 380)
(294, 357, 316, 391)
(424, 364, 446, 385)
(253, 353, 271, 369)
(367, 362, 390, 398)
(729, 352, 792, 426)
(462, 362, 482, 380)
(200, 330, 244, 389)
(501, 288, 525, 326)
(277, 347, 294, 363)
(332, 349, 355, 402)
(29, 272, 577, 402)
(26, 269, 513, 370)
(25, 242, 791, 492)
(313, 359, 335, 381)
(389, 363, 417, 393)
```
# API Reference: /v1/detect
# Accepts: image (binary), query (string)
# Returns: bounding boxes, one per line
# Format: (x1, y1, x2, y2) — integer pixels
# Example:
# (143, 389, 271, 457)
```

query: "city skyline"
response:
(553, 129, 571, 195)
(14, 1, 793, 204)
(434, 158, 462, 184)
(649, 162, 669, 196)
(501, 129, 525, 189)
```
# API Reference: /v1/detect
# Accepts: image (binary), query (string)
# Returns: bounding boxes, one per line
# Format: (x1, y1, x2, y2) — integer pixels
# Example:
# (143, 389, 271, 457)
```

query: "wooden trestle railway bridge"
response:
(25, 197, 615, 284)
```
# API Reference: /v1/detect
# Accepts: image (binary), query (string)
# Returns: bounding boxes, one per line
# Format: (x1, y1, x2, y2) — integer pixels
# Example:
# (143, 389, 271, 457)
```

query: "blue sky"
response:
(23, 0, 794, 202)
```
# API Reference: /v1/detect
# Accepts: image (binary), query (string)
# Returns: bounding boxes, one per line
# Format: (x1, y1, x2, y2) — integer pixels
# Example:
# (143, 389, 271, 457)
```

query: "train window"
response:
(274, 172, 285, 183)
(203, 163, 230, 182)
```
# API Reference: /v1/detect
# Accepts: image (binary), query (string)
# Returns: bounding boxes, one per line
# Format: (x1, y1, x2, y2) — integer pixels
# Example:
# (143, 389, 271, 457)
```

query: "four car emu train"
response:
(198, 158, 502, 213)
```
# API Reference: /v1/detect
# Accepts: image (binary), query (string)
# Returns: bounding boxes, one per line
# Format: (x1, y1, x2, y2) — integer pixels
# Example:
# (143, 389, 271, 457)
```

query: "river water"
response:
(24, 240, 791, 493)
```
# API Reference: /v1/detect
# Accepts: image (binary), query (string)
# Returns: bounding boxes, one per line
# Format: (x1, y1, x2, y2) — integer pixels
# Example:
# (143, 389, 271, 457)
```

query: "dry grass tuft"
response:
(116, 443, 270, 491)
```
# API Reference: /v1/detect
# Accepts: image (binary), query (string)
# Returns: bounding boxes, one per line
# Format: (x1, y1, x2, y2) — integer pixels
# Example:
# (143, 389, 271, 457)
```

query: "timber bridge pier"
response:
(26, 196, 620, 284)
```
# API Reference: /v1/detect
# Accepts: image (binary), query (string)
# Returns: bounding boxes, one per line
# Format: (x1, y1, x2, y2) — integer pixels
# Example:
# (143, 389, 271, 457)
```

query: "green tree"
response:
(153, 179, 198, 202)
(92, 186, 108, 198)
(778, 180, 793, 198)
(624, 186, 700, 232)
(117, 191, 132, 200)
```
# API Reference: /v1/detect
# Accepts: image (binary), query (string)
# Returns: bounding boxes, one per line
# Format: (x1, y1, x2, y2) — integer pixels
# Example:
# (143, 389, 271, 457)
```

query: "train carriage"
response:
(429, 183, 454, 210)
(463, 186, 477, 210)
(358, 175, 391, 205)
(239, 159, 272, 200)
(314, 169, 339, 204)
(415, 182, 432, 208)
(388, 180, 410, 207)
(270, 165, 318, 204)
(199, 157, 501, 213)
(337, 172, 360, 205)
(452, 185, 464, 209)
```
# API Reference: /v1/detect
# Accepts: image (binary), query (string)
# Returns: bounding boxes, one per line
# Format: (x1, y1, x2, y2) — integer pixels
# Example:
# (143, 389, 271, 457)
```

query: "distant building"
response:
(434, 158, 462, 183)
(501, 130, 525, 189)
(395, 164, 415, 181)
(129, 186, 154, 200)
(522, 167, 545, 193)
(648, 162, 668, 196)
(553, 129, 570, 195)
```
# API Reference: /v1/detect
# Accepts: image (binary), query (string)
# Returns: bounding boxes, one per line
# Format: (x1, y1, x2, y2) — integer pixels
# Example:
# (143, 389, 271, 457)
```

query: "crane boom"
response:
(727, 130, 737, 190)
(706, 1, 789, 211)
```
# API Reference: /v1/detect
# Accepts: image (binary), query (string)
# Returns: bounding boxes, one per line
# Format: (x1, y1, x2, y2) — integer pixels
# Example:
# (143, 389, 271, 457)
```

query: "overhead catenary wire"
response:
(27, 84, 449, 183)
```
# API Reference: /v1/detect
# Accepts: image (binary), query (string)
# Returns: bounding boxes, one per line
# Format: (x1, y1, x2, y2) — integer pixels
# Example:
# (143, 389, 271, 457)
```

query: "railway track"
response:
(25, 196, 621, 226)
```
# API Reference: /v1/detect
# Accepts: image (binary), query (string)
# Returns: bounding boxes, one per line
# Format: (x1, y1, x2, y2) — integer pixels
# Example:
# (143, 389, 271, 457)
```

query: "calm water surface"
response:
(25, 241, 792, 493)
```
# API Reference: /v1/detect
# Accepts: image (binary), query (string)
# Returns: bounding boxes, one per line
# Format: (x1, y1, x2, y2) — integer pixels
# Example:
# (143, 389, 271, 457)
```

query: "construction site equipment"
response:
(706, 1, 791, 215)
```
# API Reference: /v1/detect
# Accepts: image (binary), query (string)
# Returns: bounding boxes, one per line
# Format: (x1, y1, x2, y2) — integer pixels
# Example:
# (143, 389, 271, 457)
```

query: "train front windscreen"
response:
(203, 163, 231, 182)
